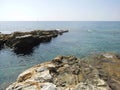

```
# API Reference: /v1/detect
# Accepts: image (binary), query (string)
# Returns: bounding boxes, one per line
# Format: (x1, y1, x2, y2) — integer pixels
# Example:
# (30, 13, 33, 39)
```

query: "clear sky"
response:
(0, 0, 120, 21)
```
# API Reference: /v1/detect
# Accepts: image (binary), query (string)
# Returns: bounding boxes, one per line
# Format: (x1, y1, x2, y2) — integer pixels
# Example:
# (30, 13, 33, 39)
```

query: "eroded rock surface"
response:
(6, 53, 120, 90)
(85, 53, 120, 90)
(0, 30, 68, 54)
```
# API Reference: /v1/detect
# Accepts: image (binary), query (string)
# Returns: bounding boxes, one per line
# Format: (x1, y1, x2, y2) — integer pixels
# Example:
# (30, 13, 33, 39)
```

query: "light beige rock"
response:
(6, 55, 114, 90)
(103, 53, 114, 58)
(40, 83, 56, 90)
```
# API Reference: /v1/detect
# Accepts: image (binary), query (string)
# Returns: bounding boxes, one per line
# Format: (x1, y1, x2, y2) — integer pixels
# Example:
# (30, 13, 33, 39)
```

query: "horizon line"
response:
(0, 20, 120, 22)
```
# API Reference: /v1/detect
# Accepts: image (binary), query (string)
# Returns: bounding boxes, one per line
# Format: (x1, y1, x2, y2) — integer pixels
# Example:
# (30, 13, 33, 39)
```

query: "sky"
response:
(0, 0, 120, 21)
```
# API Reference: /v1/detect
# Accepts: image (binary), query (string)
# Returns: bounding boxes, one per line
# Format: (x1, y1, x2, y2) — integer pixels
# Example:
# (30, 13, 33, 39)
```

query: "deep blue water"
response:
(0, 21, 120, 89)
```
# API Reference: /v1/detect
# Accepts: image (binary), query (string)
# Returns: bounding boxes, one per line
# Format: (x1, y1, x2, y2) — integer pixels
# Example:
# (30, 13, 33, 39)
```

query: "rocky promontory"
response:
(0, 30, 68, 54)
(6, 53, 120, 90)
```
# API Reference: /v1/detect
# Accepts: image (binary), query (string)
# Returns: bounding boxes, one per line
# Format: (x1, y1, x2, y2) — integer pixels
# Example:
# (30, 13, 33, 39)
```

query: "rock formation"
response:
(0, 30, 68, 54)
(6, 53, 120, 90)
(0, 39, 5, 49)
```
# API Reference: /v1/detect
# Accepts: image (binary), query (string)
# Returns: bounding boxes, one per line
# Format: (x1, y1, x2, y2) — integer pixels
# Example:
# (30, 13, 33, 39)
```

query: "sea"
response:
(0, 21, 120, 89)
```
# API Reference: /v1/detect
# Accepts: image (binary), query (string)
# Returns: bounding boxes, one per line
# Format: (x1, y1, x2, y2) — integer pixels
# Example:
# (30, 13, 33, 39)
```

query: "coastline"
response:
(6, 53, 120, 90)
(0, 21, 120, 90)
(0, 30, 68, 55)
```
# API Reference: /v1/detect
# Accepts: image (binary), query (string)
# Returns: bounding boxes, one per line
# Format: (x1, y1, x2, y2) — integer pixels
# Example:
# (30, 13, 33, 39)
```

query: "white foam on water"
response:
(0, 30, 12, 34)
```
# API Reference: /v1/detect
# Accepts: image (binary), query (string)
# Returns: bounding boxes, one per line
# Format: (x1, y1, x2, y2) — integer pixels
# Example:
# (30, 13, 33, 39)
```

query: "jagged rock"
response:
(0, 33, 7, 49)
(6, 54, 117, 90)
(0, 30, 68, 54)
(85, 53, 120, 90)
(0, 39, 5, 49)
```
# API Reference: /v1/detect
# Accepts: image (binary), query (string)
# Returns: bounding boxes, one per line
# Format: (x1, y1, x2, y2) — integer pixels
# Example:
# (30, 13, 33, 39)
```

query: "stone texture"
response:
(0, 30, 68, 54)
(0, 39, 5, 49)
(6, 53, 120, 90)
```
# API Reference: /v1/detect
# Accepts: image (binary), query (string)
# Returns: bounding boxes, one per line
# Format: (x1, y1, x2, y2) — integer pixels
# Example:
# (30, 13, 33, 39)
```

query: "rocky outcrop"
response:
(0, 33, 8, 49)
(0, 30, 68, 54)
(6, 53, 120, 90)
(0, 39, 5, 49)
(84, 53, 120, 90)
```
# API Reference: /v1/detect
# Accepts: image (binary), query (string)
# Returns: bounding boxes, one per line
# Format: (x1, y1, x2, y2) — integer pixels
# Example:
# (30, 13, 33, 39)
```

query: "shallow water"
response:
(0, 21, 120, 89)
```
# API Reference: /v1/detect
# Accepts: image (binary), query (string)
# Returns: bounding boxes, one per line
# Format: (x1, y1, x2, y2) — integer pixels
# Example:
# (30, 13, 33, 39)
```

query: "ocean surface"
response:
(0, 21, 120, 89)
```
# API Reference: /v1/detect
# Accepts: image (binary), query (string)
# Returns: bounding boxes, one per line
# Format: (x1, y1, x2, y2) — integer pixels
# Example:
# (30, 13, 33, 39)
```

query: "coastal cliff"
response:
(6, 53, 120, 90)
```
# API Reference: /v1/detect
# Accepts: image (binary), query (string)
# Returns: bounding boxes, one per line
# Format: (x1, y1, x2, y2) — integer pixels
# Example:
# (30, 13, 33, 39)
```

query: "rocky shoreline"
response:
(6, 53, 120, 90)
(0, 30, 68, 54)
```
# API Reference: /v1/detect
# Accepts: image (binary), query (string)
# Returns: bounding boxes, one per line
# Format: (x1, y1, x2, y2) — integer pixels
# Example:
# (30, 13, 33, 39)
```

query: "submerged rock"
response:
(0, 30, 68, 55)
(6, 53, 120, 90)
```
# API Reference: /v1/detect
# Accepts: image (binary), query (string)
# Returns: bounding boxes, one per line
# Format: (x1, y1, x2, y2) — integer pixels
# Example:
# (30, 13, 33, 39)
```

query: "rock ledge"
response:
(0, 30, 68, 54)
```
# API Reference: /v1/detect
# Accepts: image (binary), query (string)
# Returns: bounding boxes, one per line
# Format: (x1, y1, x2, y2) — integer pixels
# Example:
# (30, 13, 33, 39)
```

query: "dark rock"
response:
(48, 67, 59, 76)
(0, 39, 5, 49)
(116, 54, 120, 59)
(0, 30, 68, 55)
(52, 56, 63, 65)
(39, 35, 52, 42)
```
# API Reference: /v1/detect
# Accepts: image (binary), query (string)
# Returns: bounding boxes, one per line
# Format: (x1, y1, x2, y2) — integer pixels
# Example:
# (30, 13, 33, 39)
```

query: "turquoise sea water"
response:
(0, 21, 120, 89)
